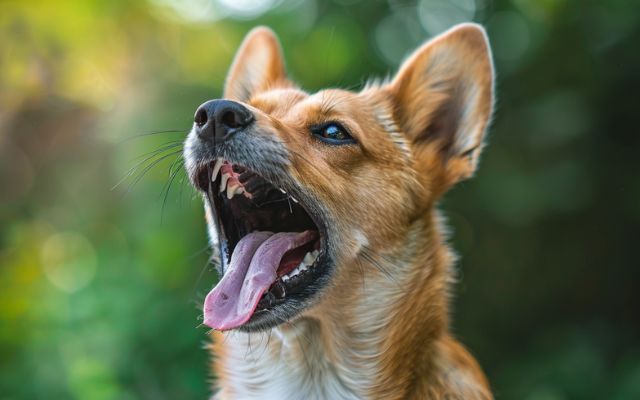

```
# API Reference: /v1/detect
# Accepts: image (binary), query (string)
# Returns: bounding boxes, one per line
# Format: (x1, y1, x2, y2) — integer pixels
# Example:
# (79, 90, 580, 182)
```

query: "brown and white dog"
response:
(184, 23, 495, 399)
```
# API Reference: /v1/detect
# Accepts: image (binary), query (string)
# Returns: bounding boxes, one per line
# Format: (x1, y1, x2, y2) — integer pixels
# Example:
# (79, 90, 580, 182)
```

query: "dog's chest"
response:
(215, 328, 366, 400)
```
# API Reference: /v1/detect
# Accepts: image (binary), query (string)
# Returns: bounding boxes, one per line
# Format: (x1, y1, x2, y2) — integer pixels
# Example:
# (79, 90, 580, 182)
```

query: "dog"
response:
(184, 23, 495, 399)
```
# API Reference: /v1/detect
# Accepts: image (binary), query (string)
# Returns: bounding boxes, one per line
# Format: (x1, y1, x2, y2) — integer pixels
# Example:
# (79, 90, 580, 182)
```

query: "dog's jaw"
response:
(210, 212, 492, 400)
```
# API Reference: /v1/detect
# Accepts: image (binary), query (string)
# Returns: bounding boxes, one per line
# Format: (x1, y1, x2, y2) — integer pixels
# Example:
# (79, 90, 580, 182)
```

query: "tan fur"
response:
(206, 24, 495, 399)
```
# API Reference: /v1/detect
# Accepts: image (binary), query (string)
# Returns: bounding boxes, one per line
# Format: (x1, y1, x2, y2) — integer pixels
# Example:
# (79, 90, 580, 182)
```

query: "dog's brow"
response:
(251, 88, 308, 116)
(293, 93, 344, 125)
(305, 89, 348, 117)
(317, 92, 343, 116)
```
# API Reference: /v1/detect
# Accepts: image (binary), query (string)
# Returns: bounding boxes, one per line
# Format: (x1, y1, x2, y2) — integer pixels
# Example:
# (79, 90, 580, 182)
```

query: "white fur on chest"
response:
(213, 252, 419, 400)
(216, 325, 364, 400)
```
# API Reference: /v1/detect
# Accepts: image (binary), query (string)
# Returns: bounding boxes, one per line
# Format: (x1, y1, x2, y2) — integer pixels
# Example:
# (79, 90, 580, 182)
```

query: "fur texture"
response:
(187, 24, 495, 399)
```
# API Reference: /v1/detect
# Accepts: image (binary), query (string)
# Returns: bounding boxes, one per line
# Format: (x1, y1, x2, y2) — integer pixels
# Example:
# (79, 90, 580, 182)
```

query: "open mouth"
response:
(194, 159, 327, 331)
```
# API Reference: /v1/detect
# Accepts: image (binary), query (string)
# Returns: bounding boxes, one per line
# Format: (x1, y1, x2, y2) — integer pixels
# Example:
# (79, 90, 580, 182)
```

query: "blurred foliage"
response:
(1, 0, 639, 399)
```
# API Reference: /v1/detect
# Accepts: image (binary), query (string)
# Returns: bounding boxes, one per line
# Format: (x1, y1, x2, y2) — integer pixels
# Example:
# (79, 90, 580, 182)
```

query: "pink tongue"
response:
(203, 230, 318, 330)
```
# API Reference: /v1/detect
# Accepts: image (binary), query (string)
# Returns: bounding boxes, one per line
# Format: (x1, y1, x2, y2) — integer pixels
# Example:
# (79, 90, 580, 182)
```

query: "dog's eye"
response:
(312, 123, 356, 145)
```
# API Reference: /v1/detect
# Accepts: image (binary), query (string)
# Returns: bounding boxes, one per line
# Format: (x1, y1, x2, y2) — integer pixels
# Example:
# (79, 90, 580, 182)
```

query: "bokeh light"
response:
(374, 7, 425, 66)
(487, 10, 531, 61)
(418, 0, 476, 35)
(41, 232, 98, 293)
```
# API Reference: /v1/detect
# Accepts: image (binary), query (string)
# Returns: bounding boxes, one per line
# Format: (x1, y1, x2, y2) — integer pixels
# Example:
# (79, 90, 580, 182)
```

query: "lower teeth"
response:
(282, 250, 319, 281)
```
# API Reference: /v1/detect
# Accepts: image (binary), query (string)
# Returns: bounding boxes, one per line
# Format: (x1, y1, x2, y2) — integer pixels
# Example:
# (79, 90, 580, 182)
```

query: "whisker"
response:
(178, 175, 189, 208)
(160, 157, 185, 222)
(257, 332, 270, 361)
(296, 333, 313, 371)
(112, 142, 183, 190)
(287, 197, 293, 213)
(125, 150, 183, 194)
(360, 246, 399, 285)
(131, 141, 184, 161)
(363, 244, 397, 265)
(221, 330, 232, 345)
(193, 251, 219, 296)
(117, 129, 188, 144)
(283, 149, 335, 192)
(254, 197, 289, 208)
(356, 258, 367, 292)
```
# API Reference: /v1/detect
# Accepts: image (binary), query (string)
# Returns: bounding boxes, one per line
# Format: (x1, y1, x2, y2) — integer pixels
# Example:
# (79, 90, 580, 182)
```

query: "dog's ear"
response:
(387, 23, 494, 192)
(224, 27, 291, 102)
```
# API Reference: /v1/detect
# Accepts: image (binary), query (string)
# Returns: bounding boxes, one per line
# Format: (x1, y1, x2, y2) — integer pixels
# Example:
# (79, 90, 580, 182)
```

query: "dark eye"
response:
(312, 122, 355, 145)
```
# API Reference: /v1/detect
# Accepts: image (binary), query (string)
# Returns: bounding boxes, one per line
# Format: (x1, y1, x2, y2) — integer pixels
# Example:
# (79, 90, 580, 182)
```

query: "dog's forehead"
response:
(291, 89, 362, 120)
(248, 88, 306, 116)
(307, 89, 357, 107)
(250, 87, 365, 123)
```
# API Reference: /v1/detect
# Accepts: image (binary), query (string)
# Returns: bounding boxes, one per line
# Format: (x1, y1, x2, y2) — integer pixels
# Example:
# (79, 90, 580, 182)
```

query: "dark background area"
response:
(1, 0, 639, 399)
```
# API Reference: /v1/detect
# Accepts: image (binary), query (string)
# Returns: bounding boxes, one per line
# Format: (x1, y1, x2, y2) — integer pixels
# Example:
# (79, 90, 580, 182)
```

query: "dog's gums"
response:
(194, 159, 326, 330)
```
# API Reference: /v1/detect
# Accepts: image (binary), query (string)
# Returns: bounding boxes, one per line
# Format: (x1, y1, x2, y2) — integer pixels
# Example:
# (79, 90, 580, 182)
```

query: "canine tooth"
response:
(211, 158, 224, 182)
(219, 173, 230, 192)
(302, 252, 314, 265)
(226, 184, 238, 199)
(303, 251, 318, 266)
(232, 186, 245, 199)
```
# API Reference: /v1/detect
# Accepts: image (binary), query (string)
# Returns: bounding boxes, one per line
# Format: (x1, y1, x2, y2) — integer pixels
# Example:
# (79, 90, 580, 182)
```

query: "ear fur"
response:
(387, 23, 494, 191)
(224, 27, 291, 101)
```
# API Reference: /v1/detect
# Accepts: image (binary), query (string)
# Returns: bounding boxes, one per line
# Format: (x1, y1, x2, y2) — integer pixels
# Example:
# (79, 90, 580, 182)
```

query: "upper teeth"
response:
(211, 158, 224, 182)
(210, 160, 296, 203)
(226, 184, 244, 199)
(219, 173, 231, 193)
(303, 251, 316, 265)
(281, 249, 320, 281)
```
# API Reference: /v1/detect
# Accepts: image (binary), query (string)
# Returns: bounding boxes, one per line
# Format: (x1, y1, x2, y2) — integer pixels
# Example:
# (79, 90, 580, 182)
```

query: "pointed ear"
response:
(224, 27, 291, 102)
(387, 23, 494, 190)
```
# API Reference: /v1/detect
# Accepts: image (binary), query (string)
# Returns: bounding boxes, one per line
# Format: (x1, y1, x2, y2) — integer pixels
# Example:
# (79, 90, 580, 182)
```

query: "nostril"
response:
(195, 108, 208, 127)
(220, 110, 239, 129)
(194, 100, 252, 143)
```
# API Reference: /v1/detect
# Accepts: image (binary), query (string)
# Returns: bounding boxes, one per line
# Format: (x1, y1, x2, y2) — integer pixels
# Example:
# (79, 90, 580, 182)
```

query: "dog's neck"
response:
(211, 211, 489, 399)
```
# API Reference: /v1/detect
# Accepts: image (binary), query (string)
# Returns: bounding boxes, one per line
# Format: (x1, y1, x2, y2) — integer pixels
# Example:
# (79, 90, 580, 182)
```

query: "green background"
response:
(1, 0, 639, 399)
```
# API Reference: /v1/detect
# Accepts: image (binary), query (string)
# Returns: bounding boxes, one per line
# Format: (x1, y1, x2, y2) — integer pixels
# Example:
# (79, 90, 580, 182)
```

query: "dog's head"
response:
(184, 25, 494, 332)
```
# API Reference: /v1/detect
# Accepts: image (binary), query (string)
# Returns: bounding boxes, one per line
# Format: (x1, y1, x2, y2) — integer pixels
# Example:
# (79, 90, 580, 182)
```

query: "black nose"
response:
(193, 99, 254, 144)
